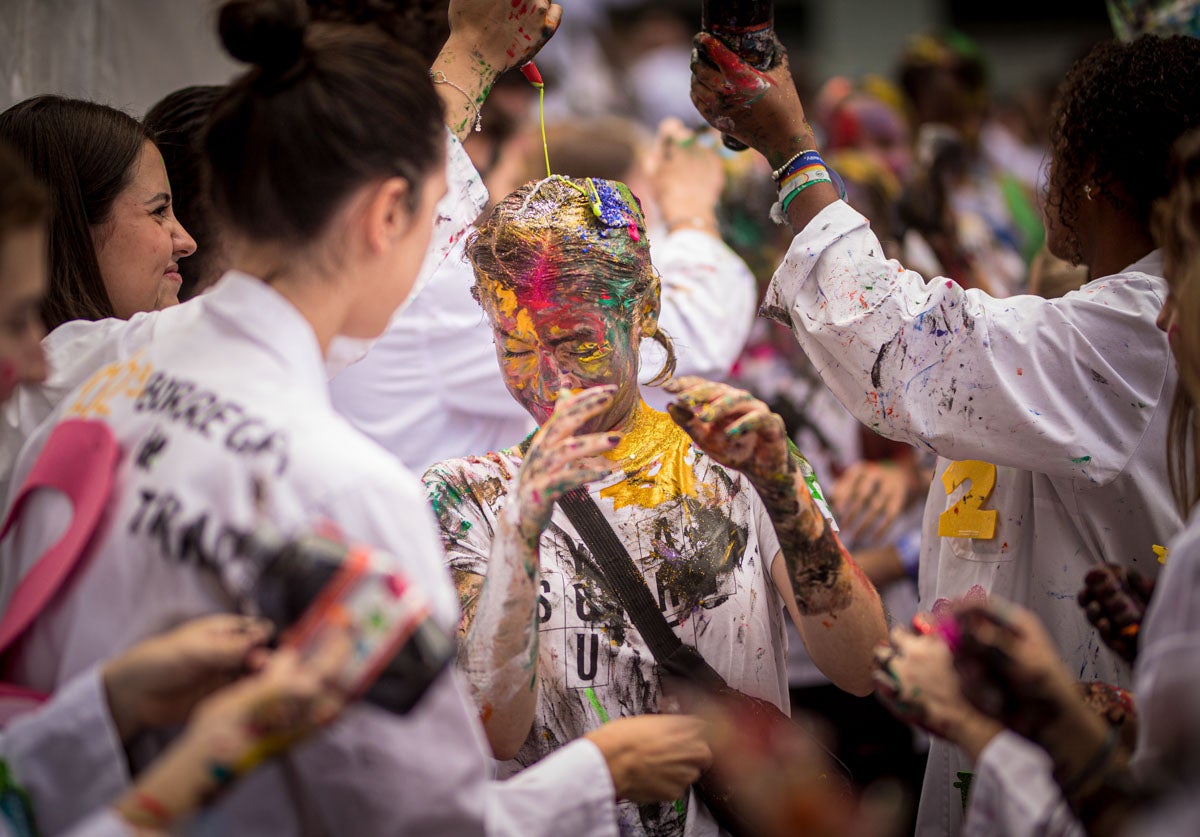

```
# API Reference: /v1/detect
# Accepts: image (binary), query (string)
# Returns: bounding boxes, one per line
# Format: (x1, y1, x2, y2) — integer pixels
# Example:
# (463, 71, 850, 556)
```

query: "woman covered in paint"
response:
(689, 29, 1200, 837)
(423, 175, 886, 836)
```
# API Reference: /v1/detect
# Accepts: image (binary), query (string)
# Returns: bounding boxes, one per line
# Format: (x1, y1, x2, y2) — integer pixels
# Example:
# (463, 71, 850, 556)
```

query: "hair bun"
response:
(218, 0, 309, 76)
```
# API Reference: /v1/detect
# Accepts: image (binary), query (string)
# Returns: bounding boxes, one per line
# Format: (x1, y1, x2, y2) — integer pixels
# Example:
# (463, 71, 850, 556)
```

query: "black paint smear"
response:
(871, 338, 893, 390)
(558, 525, 629, 646)
(1091, 368, 1111, 386)
(648, 496, 748, 618)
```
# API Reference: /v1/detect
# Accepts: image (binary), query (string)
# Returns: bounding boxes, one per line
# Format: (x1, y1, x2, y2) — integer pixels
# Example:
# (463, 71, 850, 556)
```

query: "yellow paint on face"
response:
(599, 402, 699, 511)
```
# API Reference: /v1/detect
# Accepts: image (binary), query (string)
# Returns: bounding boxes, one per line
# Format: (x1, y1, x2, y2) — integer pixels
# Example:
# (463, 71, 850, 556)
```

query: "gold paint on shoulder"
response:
(599, 402, 698, 510)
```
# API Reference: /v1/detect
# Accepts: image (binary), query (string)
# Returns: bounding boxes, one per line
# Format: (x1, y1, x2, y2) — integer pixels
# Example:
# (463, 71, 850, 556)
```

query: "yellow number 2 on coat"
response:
(938, 460, 998, 540)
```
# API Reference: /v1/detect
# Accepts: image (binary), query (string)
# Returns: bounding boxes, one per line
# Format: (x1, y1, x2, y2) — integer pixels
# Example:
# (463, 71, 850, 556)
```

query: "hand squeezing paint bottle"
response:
(243, 527, 455, 715)
(700, 0, 776, 150)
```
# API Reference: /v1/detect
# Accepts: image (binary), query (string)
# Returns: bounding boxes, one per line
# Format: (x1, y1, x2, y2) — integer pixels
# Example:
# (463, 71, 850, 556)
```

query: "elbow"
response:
(484, 716, 534, 761)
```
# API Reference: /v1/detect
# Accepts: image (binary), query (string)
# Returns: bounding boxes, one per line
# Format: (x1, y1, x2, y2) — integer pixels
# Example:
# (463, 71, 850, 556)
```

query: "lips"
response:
(163, 263, 182, 284)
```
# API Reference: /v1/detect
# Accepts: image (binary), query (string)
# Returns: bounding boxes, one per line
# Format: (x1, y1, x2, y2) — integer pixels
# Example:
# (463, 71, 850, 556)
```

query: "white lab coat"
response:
(329, 227, 757, 473)
(0, 271, 617, 836)
(0, 667, 127, 836)
(763, 200, 1180, 835)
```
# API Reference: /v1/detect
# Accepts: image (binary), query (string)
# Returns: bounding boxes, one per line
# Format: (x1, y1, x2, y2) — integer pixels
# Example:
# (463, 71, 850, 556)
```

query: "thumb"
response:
(531, 4, 563, 54)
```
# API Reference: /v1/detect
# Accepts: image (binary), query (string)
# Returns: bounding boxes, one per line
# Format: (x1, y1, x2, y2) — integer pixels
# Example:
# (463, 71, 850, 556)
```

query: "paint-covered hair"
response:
(467, 176, 676, 384)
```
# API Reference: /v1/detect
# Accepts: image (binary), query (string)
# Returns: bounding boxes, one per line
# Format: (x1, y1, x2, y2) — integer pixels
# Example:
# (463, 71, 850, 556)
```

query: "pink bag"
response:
(0, 419, 119, 724)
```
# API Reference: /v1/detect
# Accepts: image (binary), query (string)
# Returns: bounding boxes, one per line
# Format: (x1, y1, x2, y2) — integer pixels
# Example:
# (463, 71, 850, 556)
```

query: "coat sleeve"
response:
(762, 200, 1170, 484)
(963, 731, 1083, 837)
(0, 667, 129, 836)
(647, 229, 758, 383)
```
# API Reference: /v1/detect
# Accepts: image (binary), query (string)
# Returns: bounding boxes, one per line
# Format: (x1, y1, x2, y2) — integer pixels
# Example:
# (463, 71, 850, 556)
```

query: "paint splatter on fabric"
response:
(423, 411, 790, 836)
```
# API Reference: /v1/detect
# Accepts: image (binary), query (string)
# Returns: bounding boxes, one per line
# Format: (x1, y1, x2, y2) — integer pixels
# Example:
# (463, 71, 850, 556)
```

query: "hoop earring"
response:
(1084, 184, 1094, 201)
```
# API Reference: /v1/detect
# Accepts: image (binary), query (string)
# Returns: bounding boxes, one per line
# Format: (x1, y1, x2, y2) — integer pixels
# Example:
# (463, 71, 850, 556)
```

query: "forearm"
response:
(111, 729, 223, 831)
(1036, 705, 1138, 834)
(758, 467, 886, 695)
(430, 35, 502, 142)
(462, 509, 542, 759)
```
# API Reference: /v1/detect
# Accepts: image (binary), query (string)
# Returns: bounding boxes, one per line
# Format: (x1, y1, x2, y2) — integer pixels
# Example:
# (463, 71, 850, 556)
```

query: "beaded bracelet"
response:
(771, 150, 823, 183)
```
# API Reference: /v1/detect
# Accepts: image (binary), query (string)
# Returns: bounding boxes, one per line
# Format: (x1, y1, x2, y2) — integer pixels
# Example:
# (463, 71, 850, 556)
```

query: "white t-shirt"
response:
(425, 405, 788, 837)
(330, 228, 758, 474)
(763, 200, 1180, 835)
(1, 273, 618, 837)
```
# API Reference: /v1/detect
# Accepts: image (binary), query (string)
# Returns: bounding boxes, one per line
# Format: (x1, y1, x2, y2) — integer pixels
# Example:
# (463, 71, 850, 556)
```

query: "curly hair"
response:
(1047, 34, 1200, 264)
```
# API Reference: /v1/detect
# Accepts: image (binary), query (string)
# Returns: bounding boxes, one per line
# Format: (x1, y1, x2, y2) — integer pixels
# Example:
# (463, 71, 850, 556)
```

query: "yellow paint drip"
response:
(600, 402, 697, 510)
(1153, 544, 1168, 565)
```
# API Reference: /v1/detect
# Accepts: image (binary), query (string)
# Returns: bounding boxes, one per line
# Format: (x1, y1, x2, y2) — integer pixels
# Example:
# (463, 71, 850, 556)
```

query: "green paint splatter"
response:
(1070, 455, 1092, 464)
(584, 687, 609, 723)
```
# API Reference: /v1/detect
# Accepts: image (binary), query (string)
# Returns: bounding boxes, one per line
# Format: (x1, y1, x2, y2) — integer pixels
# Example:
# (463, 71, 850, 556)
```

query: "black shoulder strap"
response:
(557, 488, 725, 689)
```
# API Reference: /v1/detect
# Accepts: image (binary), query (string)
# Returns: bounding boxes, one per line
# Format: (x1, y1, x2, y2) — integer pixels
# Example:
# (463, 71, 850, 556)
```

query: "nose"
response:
(536, 353, 579, 404)
(174, 219, 197, 259)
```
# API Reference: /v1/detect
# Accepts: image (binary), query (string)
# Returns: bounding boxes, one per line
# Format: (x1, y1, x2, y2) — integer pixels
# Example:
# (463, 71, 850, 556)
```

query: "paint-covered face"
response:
(485, 280, 648, 431)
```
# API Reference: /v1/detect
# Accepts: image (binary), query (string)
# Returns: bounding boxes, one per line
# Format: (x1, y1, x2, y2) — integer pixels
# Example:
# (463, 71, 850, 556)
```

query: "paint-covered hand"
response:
(584, 714, 713, 804)
(832, 460, 915, 543)
(952, 600, 1084, 744)
(664, 377, 790, 485)
(447, 0, 563, 76)
(1077, 564, 1154, 665)
(513, 386, 620, 544)
(690, 31, 811, 169)
(103, 614, 274, 743)
(874, 624, 1001, 759)
(645, 119, 724, 234)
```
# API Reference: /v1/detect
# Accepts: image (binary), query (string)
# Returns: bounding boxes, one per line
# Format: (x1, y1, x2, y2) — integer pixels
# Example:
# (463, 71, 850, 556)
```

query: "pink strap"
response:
(0, 419, 119, 655)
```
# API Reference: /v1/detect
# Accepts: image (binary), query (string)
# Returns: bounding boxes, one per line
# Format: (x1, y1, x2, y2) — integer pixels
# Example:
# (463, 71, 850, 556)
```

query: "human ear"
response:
(639, 274, 663, 337)
(363, 177, 413, 255)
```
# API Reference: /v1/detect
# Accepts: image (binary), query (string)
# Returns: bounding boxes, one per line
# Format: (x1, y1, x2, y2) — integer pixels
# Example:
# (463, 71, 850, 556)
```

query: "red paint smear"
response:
(515, 248, 558, 312)
(1017, 368, 1023, 376)
(698, 32, 769, 94)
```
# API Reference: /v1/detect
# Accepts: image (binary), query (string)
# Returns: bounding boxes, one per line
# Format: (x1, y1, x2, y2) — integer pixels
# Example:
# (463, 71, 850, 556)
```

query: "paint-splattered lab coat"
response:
(763, 200, 1180, 835)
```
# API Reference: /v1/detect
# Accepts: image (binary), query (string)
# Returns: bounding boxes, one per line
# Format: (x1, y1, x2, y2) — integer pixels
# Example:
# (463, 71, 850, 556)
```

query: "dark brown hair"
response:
(1047, 35, 1200, 264)
(145, 86, 227, 300)
(0, 141, 49, 244)
(206, 0, 444, 248)
(0, 96, 152, 330)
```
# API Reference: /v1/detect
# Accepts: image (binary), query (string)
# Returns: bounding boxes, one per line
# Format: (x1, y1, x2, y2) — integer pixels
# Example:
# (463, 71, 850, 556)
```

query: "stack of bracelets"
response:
(769, 149, 846, 225)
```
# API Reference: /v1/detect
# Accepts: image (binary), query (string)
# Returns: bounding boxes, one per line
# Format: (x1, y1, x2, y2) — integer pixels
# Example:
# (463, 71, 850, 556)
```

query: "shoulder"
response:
(422, 450, 521, 494)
